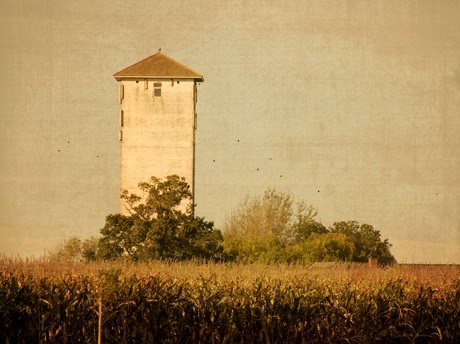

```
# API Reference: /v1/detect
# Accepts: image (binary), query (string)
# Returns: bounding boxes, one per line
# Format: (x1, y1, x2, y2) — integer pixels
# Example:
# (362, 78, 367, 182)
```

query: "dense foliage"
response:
(51, 178, 395, 264)
(1, 260, 459, 343)
(223, 189, 395, 264)
(70, 175, 223, 261)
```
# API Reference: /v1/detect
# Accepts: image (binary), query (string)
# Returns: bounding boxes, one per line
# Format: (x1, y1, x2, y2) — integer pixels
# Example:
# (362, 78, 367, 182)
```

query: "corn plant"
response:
(0, 258, 459, 343)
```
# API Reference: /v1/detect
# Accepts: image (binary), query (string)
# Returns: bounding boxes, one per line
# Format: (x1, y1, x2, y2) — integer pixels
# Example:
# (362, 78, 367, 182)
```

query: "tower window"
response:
(153, 83, 162, 97)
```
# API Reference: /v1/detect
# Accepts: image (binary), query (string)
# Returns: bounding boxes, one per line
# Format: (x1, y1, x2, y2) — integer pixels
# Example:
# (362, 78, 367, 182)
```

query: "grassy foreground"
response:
(1, 258, 459, 343)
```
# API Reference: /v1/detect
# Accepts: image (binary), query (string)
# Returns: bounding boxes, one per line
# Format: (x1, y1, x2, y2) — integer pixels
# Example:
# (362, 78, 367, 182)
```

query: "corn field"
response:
(1, 257, 459, 343)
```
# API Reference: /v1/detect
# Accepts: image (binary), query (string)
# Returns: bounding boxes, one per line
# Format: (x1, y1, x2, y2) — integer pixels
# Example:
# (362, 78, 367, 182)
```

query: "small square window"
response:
(153, 83, 162, 98)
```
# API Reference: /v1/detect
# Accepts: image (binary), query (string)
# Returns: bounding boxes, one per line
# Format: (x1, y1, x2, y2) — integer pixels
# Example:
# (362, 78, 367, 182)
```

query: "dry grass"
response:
(2, 255, 458, 285)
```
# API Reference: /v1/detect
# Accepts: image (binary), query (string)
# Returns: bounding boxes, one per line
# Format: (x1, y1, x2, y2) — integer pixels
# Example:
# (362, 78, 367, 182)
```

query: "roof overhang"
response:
(113, 52, 204, 83)
(114, 75, 204, 82)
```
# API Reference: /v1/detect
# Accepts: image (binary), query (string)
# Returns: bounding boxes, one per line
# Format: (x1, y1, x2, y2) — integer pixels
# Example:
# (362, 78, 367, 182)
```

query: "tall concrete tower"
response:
(114, 51, 204, 214)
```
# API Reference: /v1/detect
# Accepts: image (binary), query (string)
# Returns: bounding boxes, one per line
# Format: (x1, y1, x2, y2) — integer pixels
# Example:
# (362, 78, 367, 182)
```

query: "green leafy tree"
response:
(121, 175, 193, 219)
(222, 189, 395, 264)
(299, 232, 357, 262)
(99, 214, 140, 259)
(328, 221, 396, 264)
(50, 236, 110, 262)
(293, 220, 328, 243)
(80, 236, 100, 262)
(50, 236, 82, 262)
(99, 175, 223, 261)
(222, 188, 320, 262)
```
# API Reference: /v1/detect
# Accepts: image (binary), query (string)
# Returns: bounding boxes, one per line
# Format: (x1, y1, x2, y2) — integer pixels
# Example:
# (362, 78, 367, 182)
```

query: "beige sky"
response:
(0, 0, 459, 263)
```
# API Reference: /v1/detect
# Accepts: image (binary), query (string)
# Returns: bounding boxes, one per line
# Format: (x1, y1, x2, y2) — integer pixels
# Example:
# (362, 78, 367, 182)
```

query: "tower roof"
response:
(113, 52, 204, 81)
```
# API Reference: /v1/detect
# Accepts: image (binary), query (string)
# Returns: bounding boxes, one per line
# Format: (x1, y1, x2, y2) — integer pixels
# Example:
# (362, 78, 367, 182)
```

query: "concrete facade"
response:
(114, 53, 202, 214)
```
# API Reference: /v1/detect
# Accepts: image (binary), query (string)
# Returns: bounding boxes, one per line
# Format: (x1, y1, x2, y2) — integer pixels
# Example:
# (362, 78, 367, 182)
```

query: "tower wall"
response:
(119, 79, 196, 214)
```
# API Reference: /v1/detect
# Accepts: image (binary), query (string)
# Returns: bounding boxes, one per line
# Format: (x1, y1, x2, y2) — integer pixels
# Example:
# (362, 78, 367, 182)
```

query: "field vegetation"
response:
(52, 176, 395, 265)
(3, 176, 456, 342)
(1, 257, 459, 343)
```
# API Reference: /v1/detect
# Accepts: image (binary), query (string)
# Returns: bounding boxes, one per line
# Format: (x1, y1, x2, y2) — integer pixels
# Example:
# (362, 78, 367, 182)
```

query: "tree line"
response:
(53, 175, 395, 264)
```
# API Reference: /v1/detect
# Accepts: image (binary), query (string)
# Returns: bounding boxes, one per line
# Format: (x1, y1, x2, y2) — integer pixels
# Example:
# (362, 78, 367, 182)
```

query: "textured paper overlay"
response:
(0, 0, 459, 263)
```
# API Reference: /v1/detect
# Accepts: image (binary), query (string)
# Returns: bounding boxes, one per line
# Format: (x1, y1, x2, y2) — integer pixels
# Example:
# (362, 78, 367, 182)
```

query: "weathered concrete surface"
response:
(119, 79, 196, 213)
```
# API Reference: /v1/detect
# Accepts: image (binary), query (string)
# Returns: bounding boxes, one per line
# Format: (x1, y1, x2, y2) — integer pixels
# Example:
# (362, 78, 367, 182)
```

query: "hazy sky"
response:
(1, 0, 459, 263)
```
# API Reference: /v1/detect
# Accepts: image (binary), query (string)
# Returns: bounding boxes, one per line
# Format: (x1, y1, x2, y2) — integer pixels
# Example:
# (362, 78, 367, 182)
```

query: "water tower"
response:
(114, 51, 203, 213)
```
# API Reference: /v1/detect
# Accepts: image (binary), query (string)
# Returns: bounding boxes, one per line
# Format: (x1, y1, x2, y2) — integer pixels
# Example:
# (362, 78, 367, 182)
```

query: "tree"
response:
(222, 188, 320, 262)
(49, 236, 82, 262)
(81, 237, 100, 262)
(99, 214, 140, 259)
(328, 221, 396, 264)
(294, 232, 357, 262)
(98, 175, 223, 261)
(293, 220, 328, 243)
(121, 175, 193, 219)
(222, 189, 396, 264)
